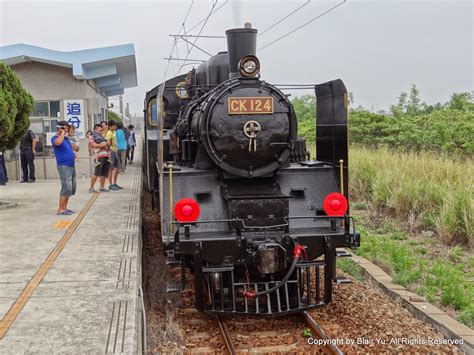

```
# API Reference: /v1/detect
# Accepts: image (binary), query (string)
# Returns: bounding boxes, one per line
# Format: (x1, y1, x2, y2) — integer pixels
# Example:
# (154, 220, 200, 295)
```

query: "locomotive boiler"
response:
(144, 23, 360, 316)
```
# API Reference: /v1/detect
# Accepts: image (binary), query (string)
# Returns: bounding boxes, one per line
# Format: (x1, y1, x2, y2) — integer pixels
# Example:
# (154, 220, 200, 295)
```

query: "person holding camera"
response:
(51, 121, 76, 215)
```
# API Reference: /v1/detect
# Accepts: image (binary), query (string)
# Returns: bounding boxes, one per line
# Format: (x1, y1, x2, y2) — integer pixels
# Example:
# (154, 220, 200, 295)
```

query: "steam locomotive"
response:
(143, 24, 359, 316)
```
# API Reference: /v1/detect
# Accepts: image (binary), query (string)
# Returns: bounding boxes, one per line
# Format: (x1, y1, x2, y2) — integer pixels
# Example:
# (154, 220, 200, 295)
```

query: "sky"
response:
(1, 0, 472, 115)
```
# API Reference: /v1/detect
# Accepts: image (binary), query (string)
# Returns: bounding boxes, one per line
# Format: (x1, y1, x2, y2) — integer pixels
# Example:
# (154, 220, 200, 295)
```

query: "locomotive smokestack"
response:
(225, 23, 257, 78)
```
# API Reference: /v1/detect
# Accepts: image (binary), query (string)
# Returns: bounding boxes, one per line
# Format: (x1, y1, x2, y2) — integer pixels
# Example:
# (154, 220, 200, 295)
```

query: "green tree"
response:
(390, 91, 408, 117)
(0, 62, 34, 150)
(107, 110, 122, 122)
(292, 95, 316, 143)
(448, 92, 474, 111)
(406, 84, 421, 116)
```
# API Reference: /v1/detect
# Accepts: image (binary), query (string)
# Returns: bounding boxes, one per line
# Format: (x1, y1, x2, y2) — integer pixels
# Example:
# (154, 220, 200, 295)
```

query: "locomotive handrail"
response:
(166, 214, 357, 242)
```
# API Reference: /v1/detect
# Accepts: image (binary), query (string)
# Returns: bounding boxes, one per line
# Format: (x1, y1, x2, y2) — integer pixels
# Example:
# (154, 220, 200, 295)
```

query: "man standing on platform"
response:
(0, 150, 7, 186)
(20, 128, 37, 183)
(51, 121, 76, 215)
(127, 124, 136, 164)
(115, 121, 128, 173)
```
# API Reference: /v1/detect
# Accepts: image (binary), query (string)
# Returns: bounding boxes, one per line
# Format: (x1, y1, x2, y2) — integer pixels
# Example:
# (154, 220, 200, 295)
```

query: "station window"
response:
(29, 120, 44, 134)
(50, 101, 60, 118)
(29, 100, 62, 158)
(32, 101, 49, 117)
(31, 100, 61, 119)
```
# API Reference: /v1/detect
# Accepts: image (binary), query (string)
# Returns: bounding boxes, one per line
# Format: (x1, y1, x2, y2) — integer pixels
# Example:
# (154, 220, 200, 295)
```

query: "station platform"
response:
(0, 152, 143, 353)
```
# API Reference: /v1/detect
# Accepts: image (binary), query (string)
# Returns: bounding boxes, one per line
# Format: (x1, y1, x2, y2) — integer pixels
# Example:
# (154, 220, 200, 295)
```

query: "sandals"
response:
(57, 210, 72, 215)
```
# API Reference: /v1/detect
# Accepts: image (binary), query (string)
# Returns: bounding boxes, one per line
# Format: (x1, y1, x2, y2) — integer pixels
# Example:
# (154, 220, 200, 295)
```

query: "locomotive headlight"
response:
(239, 55, 260, 77)
(243, 60, 256, 72)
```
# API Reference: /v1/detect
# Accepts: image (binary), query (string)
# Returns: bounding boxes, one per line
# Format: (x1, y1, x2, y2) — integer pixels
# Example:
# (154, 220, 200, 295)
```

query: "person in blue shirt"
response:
(51, 121, 76, 215)
(115, 121, 128, 174)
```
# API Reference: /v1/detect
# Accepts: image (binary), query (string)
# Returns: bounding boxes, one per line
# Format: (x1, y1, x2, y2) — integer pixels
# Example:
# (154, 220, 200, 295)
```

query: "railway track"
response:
(162, 265, 343, 353)
(215, 311, 343, 354)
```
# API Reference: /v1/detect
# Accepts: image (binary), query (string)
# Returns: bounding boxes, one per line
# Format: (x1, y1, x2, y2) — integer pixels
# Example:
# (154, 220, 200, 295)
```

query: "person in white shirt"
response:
(127, 124, 136, 164)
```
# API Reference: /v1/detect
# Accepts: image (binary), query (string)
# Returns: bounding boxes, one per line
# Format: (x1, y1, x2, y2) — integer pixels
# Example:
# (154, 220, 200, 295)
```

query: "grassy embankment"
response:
(295, 89, 473, 325)
(340, 147, 473, 326)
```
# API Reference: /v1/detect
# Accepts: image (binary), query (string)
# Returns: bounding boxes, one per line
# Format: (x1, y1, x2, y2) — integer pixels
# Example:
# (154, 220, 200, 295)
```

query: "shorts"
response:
(110, 151, 120, 169)
(94, 157, 110, 177)
(57, 165, 76, 197)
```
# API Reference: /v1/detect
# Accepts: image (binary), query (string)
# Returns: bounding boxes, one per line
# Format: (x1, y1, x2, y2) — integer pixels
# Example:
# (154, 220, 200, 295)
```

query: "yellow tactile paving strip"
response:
(0, 192, 100, 340)
(53, 220, 73, 229)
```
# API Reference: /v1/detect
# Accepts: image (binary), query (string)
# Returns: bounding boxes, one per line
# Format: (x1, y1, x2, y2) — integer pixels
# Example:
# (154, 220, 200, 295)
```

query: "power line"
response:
(182, 0, 195, 25)
(162, 58, 207, 62)
(180, 0, 219, 73)
(187, 0, 230, 33)
(180, 36, 213, 56)
(258, 0, 312, 37)
(162, 0, 196, 81)
(163, 37, 178, 81)
(258, 0, 347, 51)
(179, 0, 195, 54)
(174, 41, 181, 75)
(169, 34, 225, 38)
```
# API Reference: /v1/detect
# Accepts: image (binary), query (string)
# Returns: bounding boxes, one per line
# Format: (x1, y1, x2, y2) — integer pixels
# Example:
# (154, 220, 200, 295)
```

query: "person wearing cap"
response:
(51, 121, 76, 215)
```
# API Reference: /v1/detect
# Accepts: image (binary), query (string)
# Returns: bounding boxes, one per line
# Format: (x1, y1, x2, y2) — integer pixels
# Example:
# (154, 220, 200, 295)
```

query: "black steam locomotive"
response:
(143, 24, 359, 316)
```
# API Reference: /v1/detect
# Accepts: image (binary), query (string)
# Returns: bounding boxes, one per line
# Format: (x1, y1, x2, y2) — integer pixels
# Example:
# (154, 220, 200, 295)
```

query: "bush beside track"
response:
(294, 87, 473, 247)
(294, 87, 473, 327)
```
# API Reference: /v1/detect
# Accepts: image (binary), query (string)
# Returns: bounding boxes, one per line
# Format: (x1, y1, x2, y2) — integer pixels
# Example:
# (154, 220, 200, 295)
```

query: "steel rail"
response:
(216, 316, 236, 355)
(215, 312, 343, 355)
(303, 311, 344, 355)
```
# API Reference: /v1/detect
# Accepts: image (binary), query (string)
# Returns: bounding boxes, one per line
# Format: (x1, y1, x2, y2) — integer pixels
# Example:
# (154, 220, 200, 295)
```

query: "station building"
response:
(0, 43, 138, 180)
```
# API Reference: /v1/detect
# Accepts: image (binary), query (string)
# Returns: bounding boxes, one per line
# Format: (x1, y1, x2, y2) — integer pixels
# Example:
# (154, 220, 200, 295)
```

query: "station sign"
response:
(63, 99, 85, 139)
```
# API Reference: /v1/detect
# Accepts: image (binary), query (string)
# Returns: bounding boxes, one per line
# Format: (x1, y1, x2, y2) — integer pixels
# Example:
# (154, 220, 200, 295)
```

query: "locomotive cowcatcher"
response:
(143, 23, 360, 316)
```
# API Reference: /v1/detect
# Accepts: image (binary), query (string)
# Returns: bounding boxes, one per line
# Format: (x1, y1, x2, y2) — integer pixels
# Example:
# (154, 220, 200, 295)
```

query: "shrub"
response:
(0, 62, 34, 150)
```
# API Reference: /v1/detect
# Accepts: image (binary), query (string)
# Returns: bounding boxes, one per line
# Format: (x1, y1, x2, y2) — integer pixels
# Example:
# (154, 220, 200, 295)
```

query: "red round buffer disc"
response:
(323, 192, 348, 216)
(174, 198, 201, 222)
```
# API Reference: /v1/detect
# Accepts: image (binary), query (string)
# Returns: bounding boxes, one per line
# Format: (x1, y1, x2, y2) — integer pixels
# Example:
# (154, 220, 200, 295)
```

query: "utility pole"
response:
(125, 103, 130, 118)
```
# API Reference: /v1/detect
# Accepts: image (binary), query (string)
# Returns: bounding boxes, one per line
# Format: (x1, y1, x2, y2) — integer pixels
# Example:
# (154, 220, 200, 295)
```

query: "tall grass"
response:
(350, 146, 473, 246)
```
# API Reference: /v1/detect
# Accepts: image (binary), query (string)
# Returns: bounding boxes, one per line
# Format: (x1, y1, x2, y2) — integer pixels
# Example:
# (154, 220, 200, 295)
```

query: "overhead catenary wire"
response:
(162, 58, 207, 62)
(182, 0, 195, 26)
(186, 0, 230, 33)
(162, 0, 196, 81)
(258, 0, 312, 37)
(180, 0, 195, 54)
(180, 36, 213, 56)
(179, 0, 220, 73)
(258, 0, 347, 51)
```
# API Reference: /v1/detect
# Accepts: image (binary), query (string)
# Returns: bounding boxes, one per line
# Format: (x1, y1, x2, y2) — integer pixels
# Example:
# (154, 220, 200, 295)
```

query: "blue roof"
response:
(0, 43, 138, 97)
